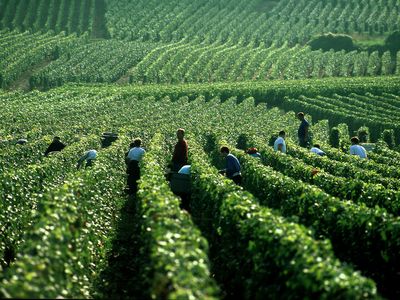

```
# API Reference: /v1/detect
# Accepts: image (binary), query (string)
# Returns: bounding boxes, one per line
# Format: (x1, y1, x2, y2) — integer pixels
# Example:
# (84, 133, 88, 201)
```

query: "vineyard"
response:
(1, 0, 400, 299)
(0, 0, 400, 88)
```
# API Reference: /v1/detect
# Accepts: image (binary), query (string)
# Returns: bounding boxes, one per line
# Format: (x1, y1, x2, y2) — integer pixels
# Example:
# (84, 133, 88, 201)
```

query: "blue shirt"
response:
(226, 154, 241, 178)
(298, 119, 309, 138)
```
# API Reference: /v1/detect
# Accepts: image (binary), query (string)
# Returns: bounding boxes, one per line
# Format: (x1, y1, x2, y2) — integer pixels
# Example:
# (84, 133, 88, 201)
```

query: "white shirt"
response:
(178, 165, 191, 175)
(84, 149, 97, 160)
(127, 147, 145, 161)
(310, 147, 325, 156)
(350, 145, 367, 159)
(274, 137, 286, 153)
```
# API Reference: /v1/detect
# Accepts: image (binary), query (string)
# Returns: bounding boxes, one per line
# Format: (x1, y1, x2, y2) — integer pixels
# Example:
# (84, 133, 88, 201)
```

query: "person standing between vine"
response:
(274, 131, 287, 153)
(310, 144, 326, 156)
(171, 128, 188, 172)
(349, 136, 368, 159)
(44, 136, 66, 156)
(297, 112, 310, 148)
(219, 146, 242, 185)
(125, 138, 145, 194)
(246, 147, 261, 158)
(77, 149, 97, 169)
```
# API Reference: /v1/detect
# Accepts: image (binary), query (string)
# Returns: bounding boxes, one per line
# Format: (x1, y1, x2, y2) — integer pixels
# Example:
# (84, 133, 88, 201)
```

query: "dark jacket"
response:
(226, 154, 241, 178)
(44, 140, 66, 156)
(172, 139, 188, 165)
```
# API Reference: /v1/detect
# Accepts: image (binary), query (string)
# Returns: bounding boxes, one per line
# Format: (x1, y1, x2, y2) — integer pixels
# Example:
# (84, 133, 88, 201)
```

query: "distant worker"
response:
(176, 164, 191, 211)
(297, 112, 310, 148)
(44, 136, 66, 156)
(310, 144, 326, 156)
(171, 128, 188, 172)
(350, 136, 368, 159)
(219, 146, 242, 185)
(246, 147, 261, 158)
(77, 149, 97, 169)
(274, 131, 287, 153)
(16, 138, 27, 145)
(125, 138, 145, 194)
(178, 164, 191, 175)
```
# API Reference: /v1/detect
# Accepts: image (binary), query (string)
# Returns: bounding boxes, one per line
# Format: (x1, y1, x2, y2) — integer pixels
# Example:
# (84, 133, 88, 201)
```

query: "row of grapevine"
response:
(0, 31, 83, 88)
(133, 132, 219, 298)
(0, 83, 400, 297)
(1, 136, 126, 298)
(105, 0, 400, 44)
(1, 30, 399, 89)
(1, 0, 398, 46)
(30, 40, 158, 89)
(0, 136, 100, 271)
(188, 137, 378, 298)
(245, 136, 400, 214)
(0, 0, 96, 35)
(6, 76, 399, 143)
(128, 42, 398, 84)
(285, 142, 400, 189)
(277, 92, 400, 142)
(202, 134, 400, 297)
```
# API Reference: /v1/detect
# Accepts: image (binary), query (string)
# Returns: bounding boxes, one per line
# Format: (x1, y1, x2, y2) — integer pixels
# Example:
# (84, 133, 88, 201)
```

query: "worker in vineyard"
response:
(297, 112, 310, 148)
(178, 164, 191, 175)
(310, 144, 326, 156)
(16, 138, 27, 145)
(246, 147, 261, 158)
(125, 138, 145, 194)
(44, 136, 66, 156)
(219, 146, 242, 185)
(274, 131, 287, 153)
(349, 136, 368, 159)
(171, 128, 188, 172)
(77, 149, 97, 169)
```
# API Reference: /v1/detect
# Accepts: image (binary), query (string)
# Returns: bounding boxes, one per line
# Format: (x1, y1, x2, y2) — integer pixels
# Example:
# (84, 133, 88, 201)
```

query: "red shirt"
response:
(172, 139, 188, 165)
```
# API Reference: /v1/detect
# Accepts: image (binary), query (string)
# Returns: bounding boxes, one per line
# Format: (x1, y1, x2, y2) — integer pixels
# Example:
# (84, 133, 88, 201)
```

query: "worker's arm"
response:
(44, 144, 53, 156)
(278, 143, 283, 152)
(77, 152, 88, 169)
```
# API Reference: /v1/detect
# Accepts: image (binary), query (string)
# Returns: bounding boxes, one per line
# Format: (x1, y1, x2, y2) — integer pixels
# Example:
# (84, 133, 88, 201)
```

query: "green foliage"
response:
(30, 40, 158, 89)
(189, 139, 378, 299)
(329, 127, 340, 148)
(1, 1, 399, 88)
(0, 55, 400, 298)
(1, 138, 126, 298)
(381, 129, 396, 149)
(223, 143, 400, 298)
(308, 33, 355, 52)
(0, 0, 99, 36)
(137, 133, 219, 299)
(385, 30, 400, 53)
(357, 126, 370, 143)
(0, 31, 82, 88)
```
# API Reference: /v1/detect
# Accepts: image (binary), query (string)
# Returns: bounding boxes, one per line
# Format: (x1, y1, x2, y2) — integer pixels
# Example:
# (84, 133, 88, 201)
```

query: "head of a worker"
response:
(351, 136, 360, 145)
(246, 147, 257, 154)
(297, 112, 305, 121)
(313, 144, 320, 149)
(53, 136, 61, 142)
(279, 130, 286, 138)
(220, 146, 230, 157)
(176, 128, 185, 141)
(133, 138, 142, 147)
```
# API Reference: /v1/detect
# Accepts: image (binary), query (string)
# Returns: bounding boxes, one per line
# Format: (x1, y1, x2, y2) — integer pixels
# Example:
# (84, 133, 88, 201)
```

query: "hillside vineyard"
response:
(1, 0, 400, 299)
